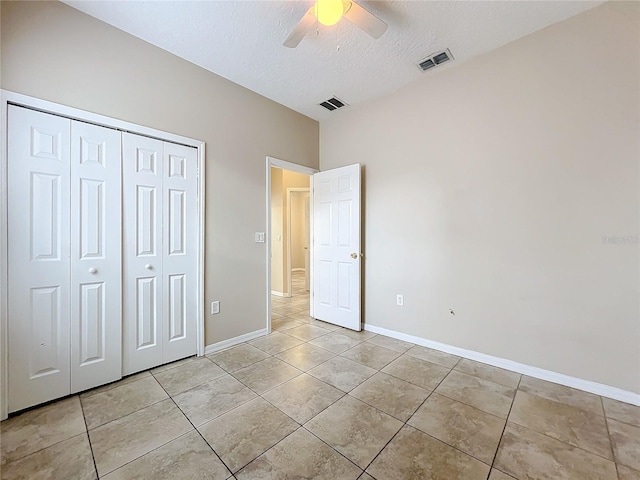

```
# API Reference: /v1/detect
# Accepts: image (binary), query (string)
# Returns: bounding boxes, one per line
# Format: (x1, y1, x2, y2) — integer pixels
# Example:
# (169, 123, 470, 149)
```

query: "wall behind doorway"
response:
(290, 190, 309, 271)
(270, 168, 309, 296)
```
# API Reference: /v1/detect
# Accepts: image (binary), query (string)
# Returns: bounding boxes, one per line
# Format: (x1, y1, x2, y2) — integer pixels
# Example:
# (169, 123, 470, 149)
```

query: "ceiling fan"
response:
(284, 0, 388, 48)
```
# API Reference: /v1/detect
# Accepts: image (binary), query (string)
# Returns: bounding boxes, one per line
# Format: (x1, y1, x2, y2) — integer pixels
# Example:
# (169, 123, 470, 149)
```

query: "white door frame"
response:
(266, 157, 317, 332)
(286, 187, 310, 297)
(0, 90, 207, 420)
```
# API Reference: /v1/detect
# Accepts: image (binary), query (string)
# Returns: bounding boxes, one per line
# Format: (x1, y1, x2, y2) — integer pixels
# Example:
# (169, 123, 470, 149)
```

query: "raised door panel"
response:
(168, 274, 186, 341)
(70, 121, 122, 393)
(136, 276, 158, 348)
(7, 106, 71, 412)
(123, 133, 164, 374)
(162, 142, 198, 363)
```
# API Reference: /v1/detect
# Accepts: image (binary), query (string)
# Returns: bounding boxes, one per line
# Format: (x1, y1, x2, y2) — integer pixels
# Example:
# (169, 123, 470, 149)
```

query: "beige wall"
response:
(1, 1, 319, 345)
(320, 2, 640, 393)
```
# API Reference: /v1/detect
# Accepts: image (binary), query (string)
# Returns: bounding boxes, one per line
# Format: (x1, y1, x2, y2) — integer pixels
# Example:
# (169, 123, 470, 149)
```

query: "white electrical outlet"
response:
(255, 232, 265, 243)
(396, 294, 404, 306)
(211, 301, 220, 315)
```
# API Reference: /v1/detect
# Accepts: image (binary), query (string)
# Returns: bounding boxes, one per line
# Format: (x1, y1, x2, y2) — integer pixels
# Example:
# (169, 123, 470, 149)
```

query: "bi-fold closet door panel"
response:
(8, 106, 72, 410)
(122, 133, 197, 375)
(163, 141, 198, 363)
(7, 106, 122, 412)
(70, 121, 122, 393)
(122, 134, 163, 373)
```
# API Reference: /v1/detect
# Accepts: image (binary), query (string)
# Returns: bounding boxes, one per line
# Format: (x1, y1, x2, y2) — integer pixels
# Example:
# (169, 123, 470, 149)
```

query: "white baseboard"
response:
(364, 324, 640, 406)
(291, 268, 305, 272)
(205, 328, 269, 355)
(271, 291, 286, 297)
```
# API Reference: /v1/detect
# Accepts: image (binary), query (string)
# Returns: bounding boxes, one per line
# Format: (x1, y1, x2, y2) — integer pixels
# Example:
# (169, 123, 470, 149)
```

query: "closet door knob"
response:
(145, 264, 152, 270)
(88, 267, 97, 274)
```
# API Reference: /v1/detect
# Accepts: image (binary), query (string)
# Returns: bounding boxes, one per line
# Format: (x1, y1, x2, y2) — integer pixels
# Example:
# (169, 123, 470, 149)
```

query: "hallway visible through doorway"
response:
(270, 271, 340, 334)
(271, 271, 312, 329)
(271, 271, 342, 336)
(270, 164, 313, 330)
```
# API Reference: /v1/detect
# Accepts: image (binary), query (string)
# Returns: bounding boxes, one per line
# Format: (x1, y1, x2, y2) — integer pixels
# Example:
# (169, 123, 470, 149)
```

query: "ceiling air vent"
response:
(417, 49, 453, 72)
(319, 97, 348, 112)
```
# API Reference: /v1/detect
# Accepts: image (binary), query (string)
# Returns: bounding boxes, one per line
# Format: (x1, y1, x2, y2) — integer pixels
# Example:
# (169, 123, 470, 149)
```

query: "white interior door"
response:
(70, 121, 122, 392)
(7, 106, 72, 411)
(162, 141, 198, 363)
(312, 164, 361, 330)
(123, 133, 164, 375)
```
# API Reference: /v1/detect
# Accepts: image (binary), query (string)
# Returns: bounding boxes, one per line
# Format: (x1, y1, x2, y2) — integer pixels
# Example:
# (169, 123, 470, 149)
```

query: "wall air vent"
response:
(417, 49, 453, 72)
(319, 96, 348, 112)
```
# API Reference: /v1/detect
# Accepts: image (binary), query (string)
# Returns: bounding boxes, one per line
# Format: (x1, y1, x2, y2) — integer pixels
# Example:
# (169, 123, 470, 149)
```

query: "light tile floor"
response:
(1, 273, 639, 479)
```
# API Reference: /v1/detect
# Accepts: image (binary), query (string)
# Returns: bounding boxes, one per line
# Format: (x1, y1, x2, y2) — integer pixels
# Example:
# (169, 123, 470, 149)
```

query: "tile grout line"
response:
(299, 424, 367, 475)
(0, 426, 92, 475)
(490, 379, 631, 473)
(157, 372, 235, 479)
(150, 356, 227, 397)
(487, 373, 522, 478)
(97, 430, 204, 479)
(397, 361, 515, 471)
(600, 395, 621, 480)
(89, 377, 200, 477)
(358, 359, 458, 475)
(1, 394, 104, 472)
(90, 364, 237, 477)
(503, 390, 624, 465)
(78, 395, 101, 479)
(225, 422, 300, 475)
(233, 426, 308, 477)
(374, 356, 522, 472)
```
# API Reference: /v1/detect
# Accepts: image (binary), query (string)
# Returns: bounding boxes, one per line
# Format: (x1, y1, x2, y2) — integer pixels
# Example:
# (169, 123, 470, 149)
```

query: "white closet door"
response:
(162, 142, 198, 363)
(123, 133, 164, 375)
(70, 121, 122, 392)
(7, 106, 71, 411)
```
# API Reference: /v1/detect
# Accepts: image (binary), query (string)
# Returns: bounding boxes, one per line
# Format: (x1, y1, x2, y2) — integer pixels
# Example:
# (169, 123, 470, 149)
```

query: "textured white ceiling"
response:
(64, 0, 603, 121)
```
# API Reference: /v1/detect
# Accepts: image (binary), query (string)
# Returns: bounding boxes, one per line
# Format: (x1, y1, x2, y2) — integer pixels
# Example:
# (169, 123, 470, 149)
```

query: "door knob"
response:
(351, 253, 358, 259)
(88, 267, 97, 274)
(145, 264, 152, 270)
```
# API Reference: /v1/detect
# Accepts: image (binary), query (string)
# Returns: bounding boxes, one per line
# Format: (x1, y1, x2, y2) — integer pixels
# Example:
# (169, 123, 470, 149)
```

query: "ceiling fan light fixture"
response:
(314, 0, 344, 26)
(283, 0, 386, 48)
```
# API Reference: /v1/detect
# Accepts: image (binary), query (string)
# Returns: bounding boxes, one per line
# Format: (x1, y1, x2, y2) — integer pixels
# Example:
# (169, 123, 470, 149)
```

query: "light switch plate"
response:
(211, 301, 220, 315)
(255, 232, 265, 243)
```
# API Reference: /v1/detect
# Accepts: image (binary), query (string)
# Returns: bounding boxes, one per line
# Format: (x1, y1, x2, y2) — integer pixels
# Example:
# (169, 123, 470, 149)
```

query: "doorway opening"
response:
(269, 166, 312, 329)
(266, 157, 362, 333)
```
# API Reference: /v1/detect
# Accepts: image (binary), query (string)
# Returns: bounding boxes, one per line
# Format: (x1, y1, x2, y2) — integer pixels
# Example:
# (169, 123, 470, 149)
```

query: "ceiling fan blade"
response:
(283, 9, 316, 48)
(343, 1, 388, 39)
